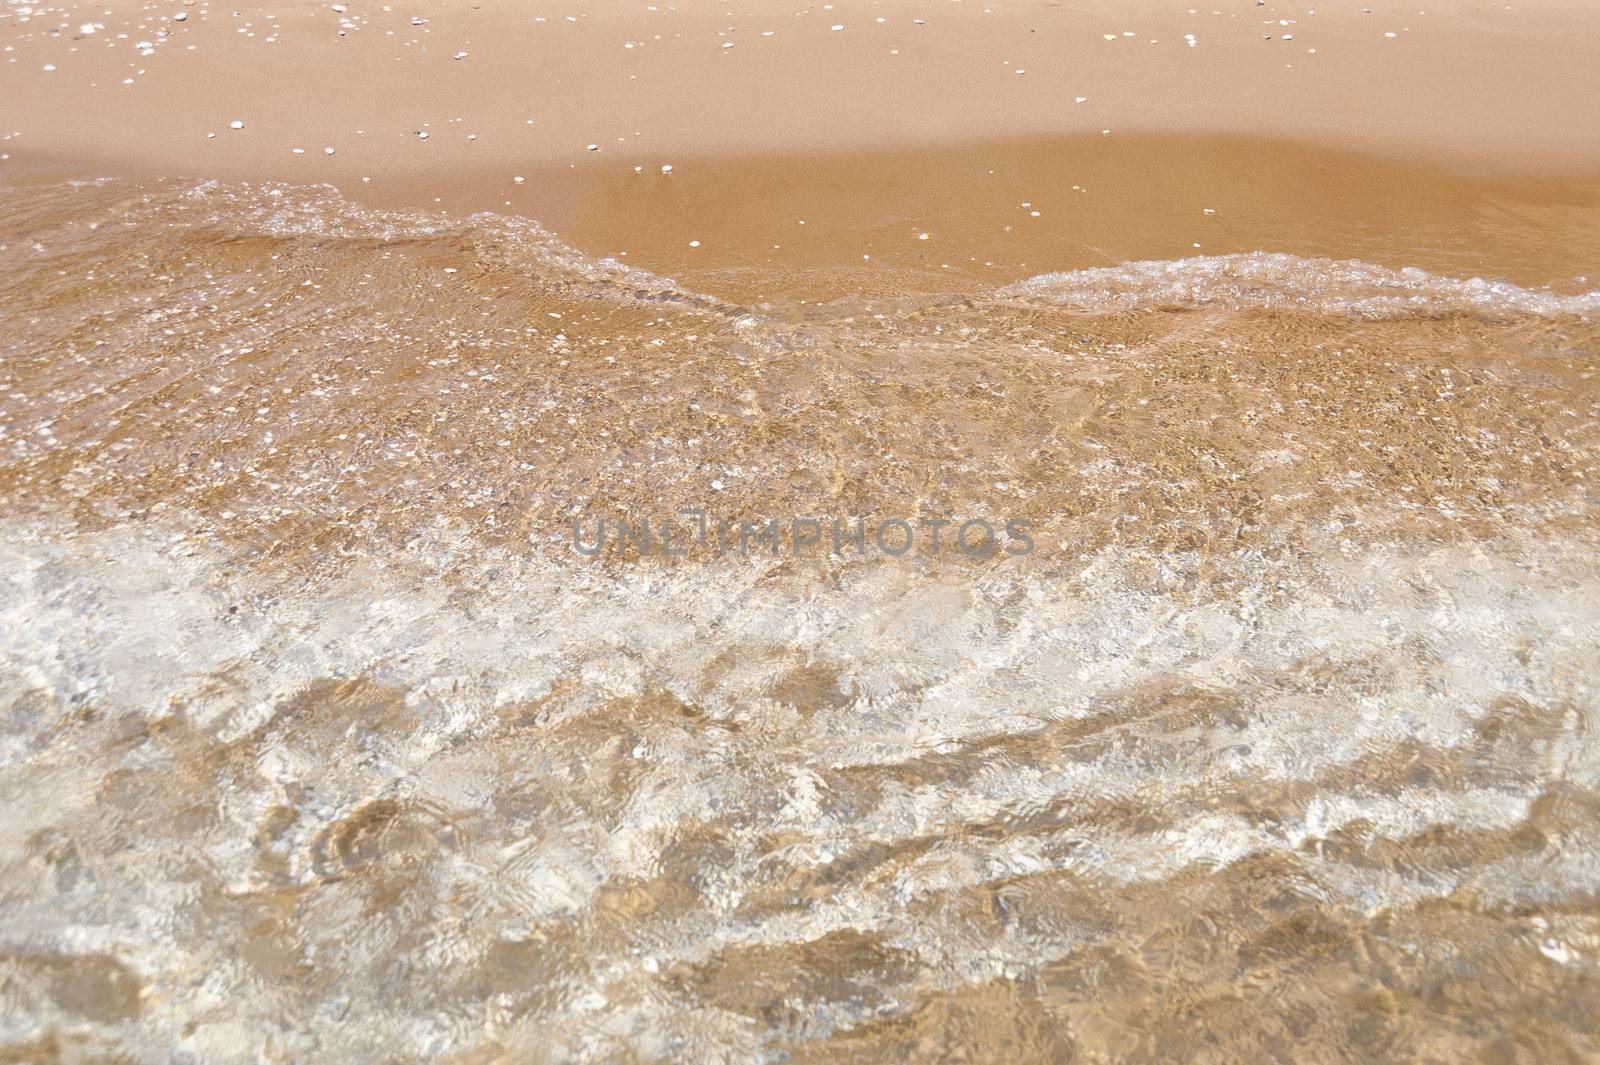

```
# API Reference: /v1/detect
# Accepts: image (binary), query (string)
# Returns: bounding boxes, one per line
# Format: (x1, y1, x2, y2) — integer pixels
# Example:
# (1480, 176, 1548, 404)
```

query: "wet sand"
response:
(6, 0, 1600, 291)
(3, 2, 1600, 1064)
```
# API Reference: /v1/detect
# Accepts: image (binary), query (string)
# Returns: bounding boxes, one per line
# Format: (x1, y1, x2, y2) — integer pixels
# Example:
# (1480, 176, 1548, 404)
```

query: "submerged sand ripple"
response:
(1, 181, 1598, 1062)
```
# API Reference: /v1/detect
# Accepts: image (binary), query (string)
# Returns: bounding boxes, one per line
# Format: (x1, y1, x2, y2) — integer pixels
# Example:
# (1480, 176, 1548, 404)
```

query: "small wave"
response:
(171, 179, 735, 311)
(996, 252, 1600, 317)
(0, 177, 730, 315)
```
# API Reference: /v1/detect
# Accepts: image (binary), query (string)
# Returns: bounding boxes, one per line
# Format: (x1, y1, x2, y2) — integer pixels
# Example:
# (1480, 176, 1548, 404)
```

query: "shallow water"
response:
(2, 179, 1599, 1062)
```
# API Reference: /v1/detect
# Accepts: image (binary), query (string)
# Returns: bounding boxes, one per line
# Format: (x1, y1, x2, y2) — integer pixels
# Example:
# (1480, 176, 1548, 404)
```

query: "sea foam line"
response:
(996, 252, 1600, 317)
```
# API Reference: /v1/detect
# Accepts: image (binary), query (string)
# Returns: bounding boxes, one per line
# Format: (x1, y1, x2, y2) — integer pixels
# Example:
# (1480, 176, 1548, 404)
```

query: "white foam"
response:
(997, 252, 1600, 317)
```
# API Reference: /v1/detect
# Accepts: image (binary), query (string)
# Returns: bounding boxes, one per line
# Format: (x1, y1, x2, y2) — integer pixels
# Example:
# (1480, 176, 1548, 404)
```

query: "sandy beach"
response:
(2, 2, 1599, 1062)
(6, 0, 1600, 289)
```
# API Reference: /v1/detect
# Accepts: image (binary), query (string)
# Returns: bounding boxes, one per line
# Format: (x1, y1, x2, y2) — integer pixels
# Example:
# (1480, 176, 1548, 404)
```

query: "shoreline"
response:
(4, 3, 1600, 1060)
(7, 0, 1600, 300)
(9, 131, 1600, 303)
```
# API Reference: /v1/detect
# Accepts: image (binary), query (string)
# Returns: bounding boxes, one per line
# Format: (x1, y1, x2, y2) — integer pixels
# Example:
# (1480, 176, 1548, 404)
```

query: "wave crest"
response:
(996, 252, 1600, 317)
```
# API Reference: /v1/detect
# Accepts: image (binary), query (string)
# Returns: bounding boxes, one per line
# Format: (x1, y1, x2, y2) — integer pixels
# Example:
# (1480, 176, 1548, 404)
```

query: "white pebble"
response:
(229, 120, 244, 130)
